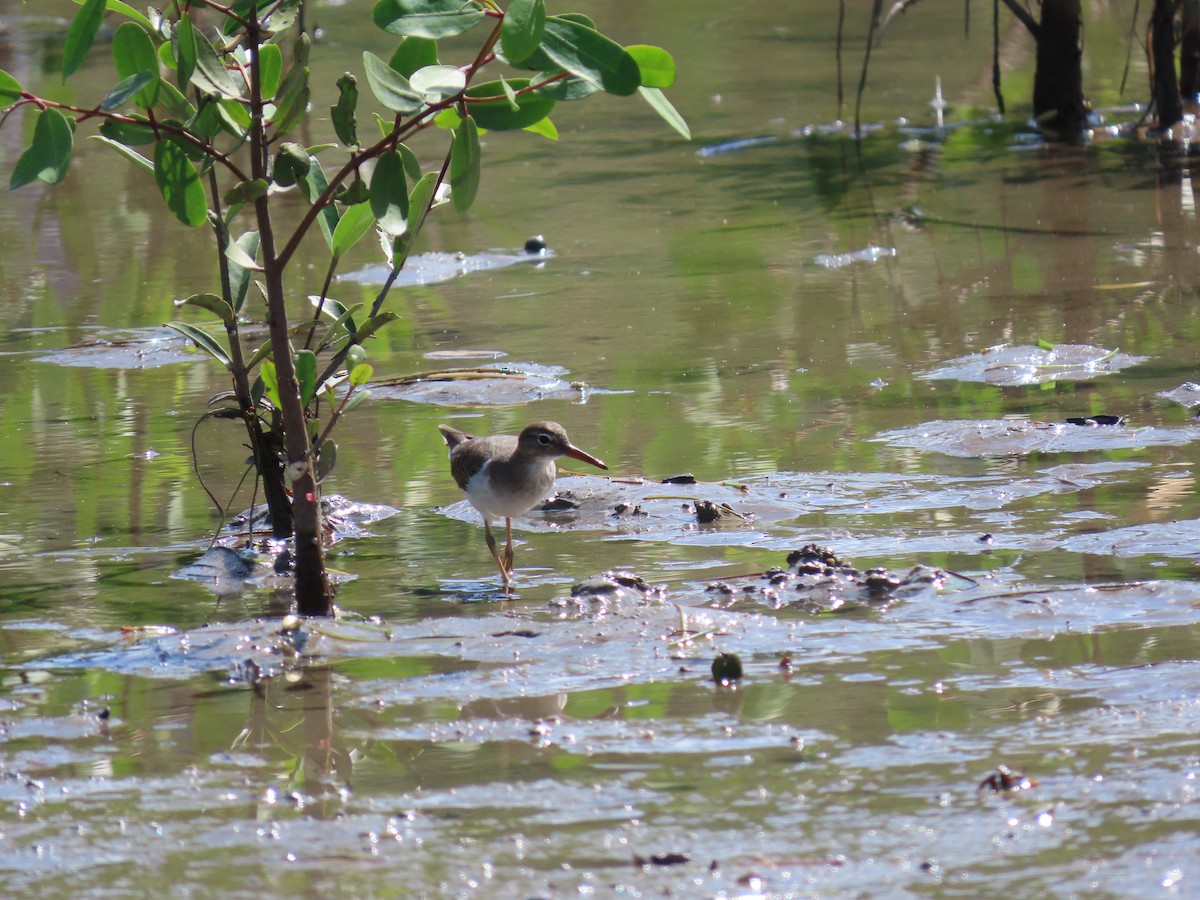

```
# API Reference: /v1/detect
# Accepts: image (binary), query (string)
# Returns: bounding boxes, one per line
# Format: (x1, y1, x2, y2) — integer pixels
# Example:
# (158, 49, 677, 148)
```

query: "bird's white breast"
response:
(465, 458, 557, 520)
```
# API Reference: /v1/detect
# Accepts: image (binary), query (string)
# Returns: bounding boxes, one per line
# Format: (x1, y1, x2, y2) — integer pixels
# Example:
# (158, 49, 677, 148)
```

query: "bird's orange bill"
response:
(564, 444, 607, 470)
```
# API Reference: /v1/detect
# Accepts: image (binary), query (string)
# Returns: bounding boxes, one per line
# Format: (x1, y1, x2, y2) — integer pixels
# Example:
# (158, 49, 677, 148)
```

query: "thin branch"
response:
(998, 0, 1040, 40)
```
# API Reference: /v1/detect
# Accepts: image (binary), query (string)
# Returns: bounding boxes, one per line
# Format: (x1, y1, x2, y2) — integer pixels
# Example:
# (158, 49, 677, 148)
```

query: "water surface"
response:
(2, 0, 1199, 895)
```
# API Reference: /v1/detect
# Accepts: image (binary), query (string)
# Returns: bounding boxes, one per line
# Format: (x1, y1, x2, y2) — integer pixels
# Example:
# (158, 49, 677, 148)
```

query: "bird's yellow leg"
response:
(503, 517, 515, 574)
(484, 522, 512, 587)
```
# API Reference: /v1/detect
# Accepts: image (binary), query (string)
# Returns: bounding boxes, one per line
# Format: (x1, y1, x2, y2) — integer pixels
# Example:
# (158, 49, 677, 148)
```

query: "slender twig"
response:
(998, 0, 1040, 39)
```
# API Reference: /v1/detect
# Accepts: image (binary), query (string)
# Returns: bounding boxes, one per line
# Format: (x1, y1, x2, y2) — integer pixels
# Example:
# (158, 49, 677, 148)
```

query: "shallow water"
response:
(3, 0, 1200, 896)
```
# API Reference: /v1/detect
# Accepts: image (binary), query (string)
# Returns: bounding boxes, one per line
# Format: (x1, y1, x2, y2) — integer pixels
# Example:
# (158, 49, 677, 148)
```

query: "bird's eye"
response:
(538, 433, 551, 445)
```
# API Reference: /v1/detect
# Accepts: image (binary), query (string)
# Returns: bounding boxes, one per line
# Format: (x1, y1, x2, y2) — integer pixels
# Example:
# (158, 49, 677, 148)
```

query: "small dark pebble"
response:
(787, 544, 850, 570)
(1065, 414, 1125, 427)
(490, 630, 541, 639)
(661, 473, 698, 485)
(524, 234, 547, 254)
(695, 500, 735, 524)
(861, 567, 902, 600)
(97, 708, 111, 720)
(634, 852, 690, 867)
(541, 495, 580, 511)
(978, 533, 994, 544)
(978, 764, 1037, 793)
(712, 652, 743, 684)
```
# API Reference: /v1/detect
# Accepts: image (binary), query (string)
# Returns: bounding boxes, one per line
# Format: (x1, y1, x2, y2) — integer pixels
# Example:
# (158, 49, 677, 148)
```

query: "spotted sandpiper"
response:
(438, 421, 608, 587)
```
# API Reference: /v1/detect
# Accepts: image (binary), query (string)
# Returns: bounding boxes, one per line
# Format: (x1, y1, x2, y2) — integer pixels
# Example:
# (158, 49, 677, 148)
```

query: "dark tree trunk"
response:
(1179, 0, 1200, 102)
(1032, 0, 1088, 134)
(1151, 0, 1184, 130)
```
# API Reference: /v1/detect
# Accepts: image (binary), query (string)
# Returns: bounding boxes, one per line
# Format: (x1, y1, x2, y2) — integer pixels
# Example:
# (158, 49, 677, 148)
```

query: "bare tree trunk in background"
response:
(1032, 0, 1088, 134)
(1150, 0, 1184, 130)
(1179, 0, 1200, 100)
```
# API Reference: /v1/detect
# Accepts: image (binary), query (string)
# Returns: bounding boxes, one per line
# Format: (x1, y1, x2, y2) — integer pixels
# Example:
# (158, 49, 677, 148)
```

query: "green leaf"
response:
(388, 36, 438, 78)
(296, 349, 318, 406)
(189, 19, 243, 99)
(74, 0, 153, 30)
(263, 0, 303, 35)
(316, 439, 338, 480)
(331, 201, 376, 258)
(499, 75, 519, 111)
(356, 312, 399, 342)
(541, 17, 640, 96)
(372, 0, 485, 40)
(523, 116, 557, 140)
(558, 13, 596, 29)
(111, 22, 160, 107)
(174, 12, 197, 92)
(156, 80, 195, 119)
(300, 156, 339, 250)
(450, 116, 480, 212)
(638, 86, 690, 139)
(362, 51, 423, 114)
(465, 78, 553, 130)
(247, 340, 274, 371)
(343, 390, 371, 413)
(314, 297, 363, 341)
(225, 234, 263, 270)
(0, 69, 22, 105)
(410, 64, 465, 101)
(217, 98, 252, 136)
(270, 48, 310, 135)
(63, 0, 107, 80)
(336, 178, 370, 205)
(224, 178, 268, 206)
(154, 139, 207, 226)
(259, 43, 283, 99)
(11, 108, 73, 189)
(229, 231, 260, 313)
(259, 359, 282, 407)
(349, 362, 374, 387)
(273, 141, 311, 187)
(1036, 337, 1056, 350)
(370, 150, 409, 236)
(501, 0, 545, 64)
(89, 134, 154, 173)
(398, 142, 422, 181)
(331, 73, 358, 146)
(98, 117, 155, 145)
(626, 45, 675, 89)
(531, 69, 597, 101)
(175, 292, 235, 329)
(389, 171, 438, 264)
(434, 107, 460, 129)
(166, 321, 232, 369)
(101, 71, 155, 111)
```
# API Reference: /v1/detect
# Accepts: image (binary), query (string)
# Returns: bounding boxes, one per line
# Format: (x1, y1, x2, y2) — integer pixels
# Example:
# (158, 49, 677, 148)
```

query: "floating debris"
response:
(35, 327, 197, 369)
(876, 418, 1200, 458)
(919, 343, 1148, 386)
(1158, 382, 1200, 409)
(372, 362, 610, 407)
(338, 246, 551, 286)
(813, 245, 897, 268)
(696, 135, 778, 157)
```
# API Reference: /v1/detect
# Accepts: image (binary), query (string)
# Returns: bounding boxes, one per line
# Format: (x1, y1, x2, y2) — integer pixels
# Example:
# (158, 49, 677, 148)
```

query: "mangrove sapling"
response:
(0, 0, 688, 615)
